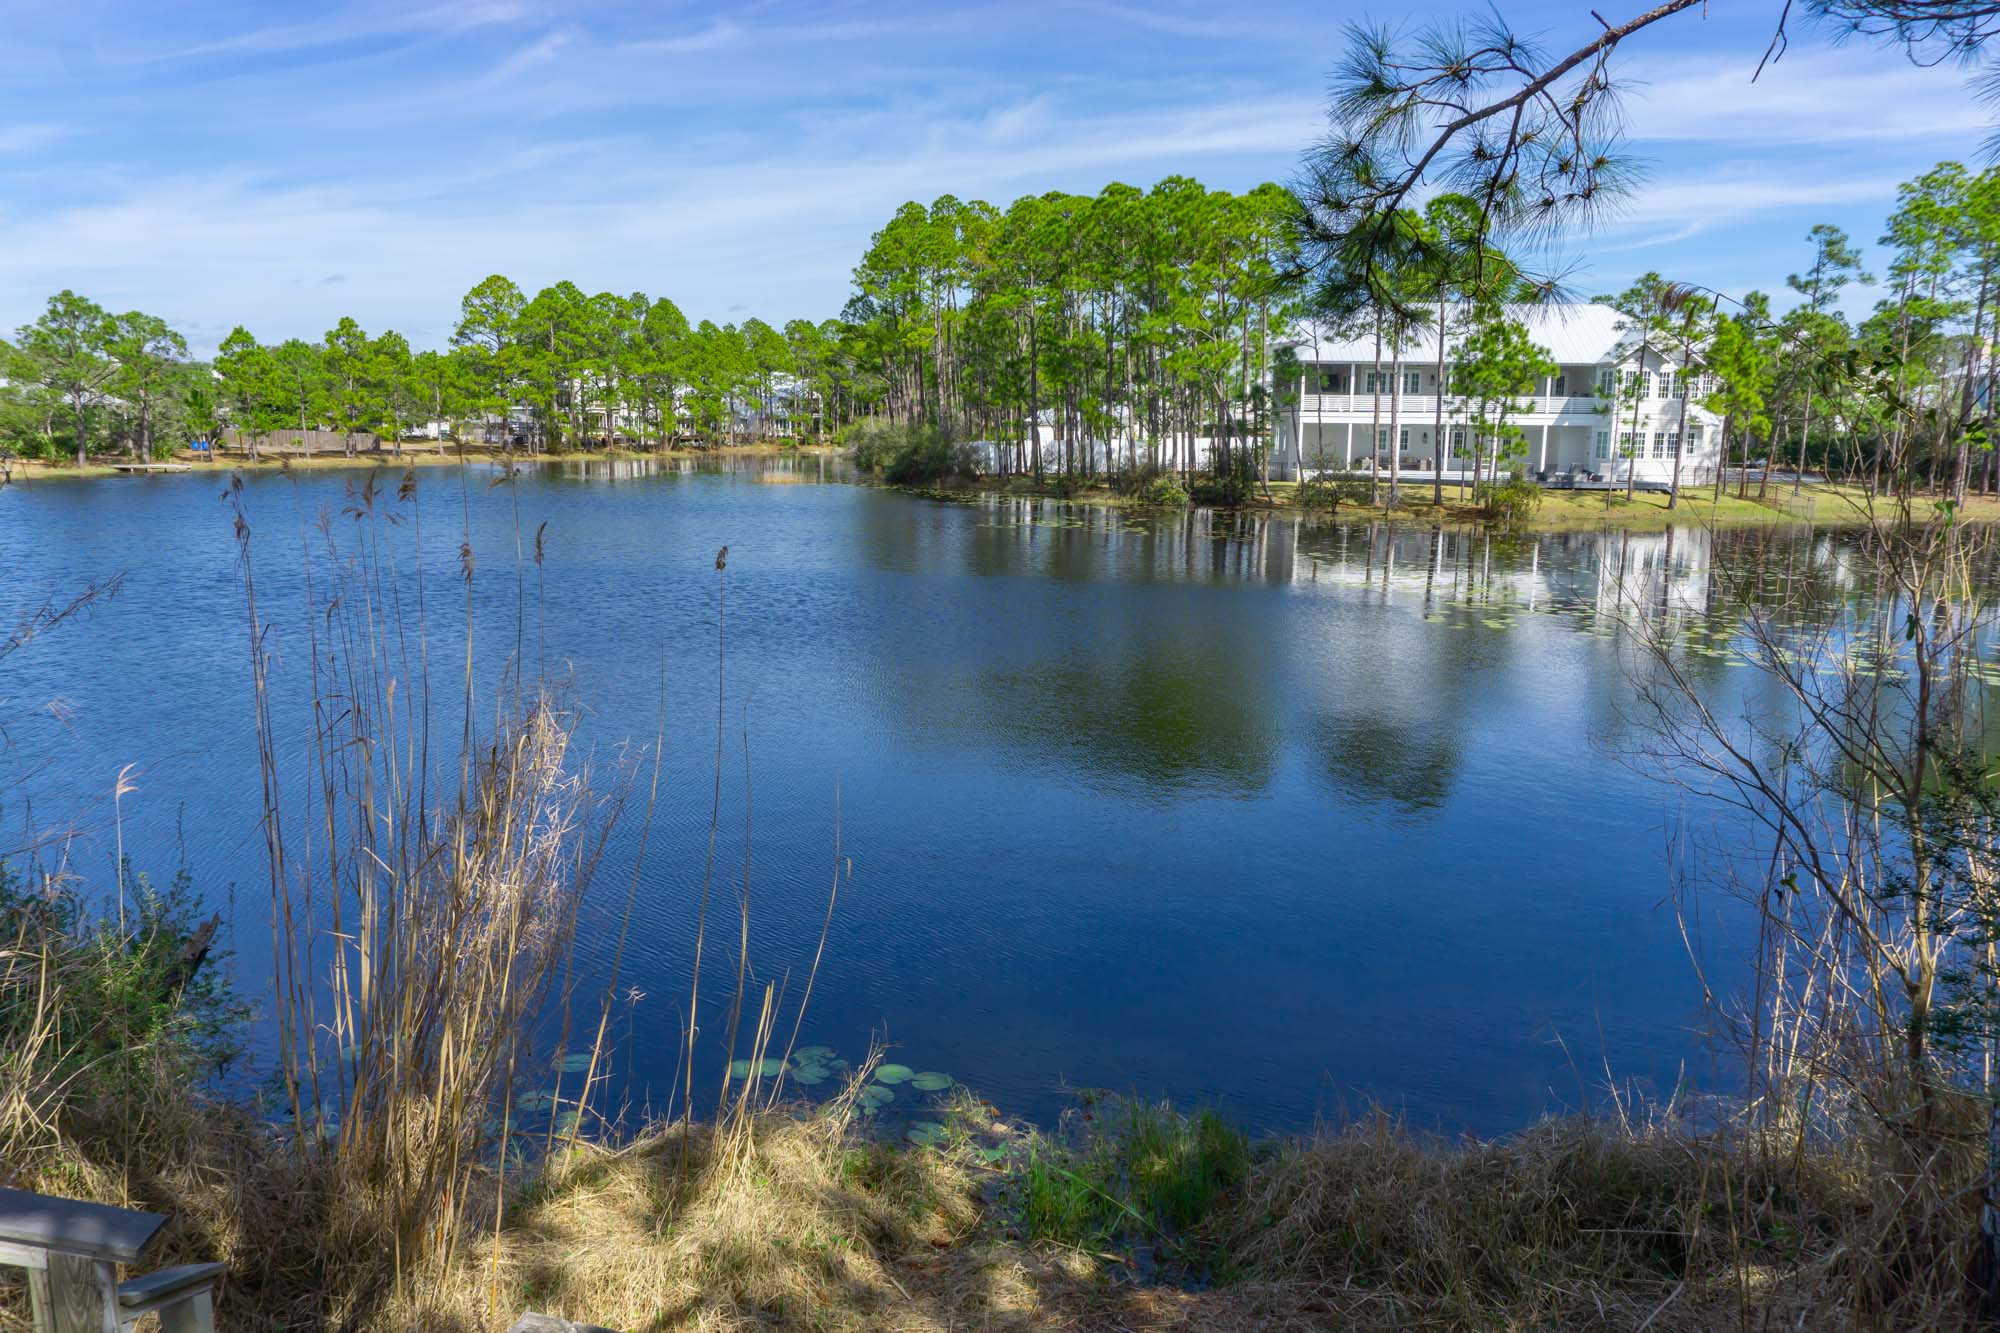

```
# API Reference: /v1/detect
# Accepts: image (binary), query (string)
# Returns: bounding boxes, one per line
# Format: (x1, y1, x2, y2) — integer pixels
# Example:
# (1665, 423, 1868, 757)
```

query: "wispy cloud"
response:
(0, 123, 75, 155)
(485, 27, 578, 83)
(624, 18, 742, 54)
(1083, 2, 1264, 39)
(128, 0, 537, 64)
(1620, 48, 1988, 147)
(0, 0, 1970, 344)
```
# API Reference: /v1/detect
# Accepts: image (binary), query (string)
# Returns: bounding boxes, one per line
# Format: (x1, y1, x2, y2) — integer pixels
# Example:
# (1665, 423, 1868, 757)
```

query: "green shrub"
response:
(1134, 472, 1190, 507)
(1296, 476, 1374, 514)
(0, 860, 245, 1119)
(1188, 457, 1256, 507)
(844, 420, 979, 485)
(1475, 475, 1542, 525)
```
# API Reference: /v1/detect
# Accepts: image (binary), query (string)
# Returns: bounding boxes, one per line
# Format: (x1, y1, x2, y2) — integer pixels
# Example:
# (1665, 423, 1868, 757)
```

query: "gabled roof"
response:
(1281, 302, 1663, 366)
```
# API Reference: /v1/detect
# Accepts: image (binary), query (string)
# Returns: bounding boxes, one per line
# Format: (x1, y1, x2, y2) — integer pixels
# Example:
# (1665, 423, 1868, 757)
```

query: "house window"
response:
(1450, 429, 1468, 457)
(1651, 431, 1671, 459)
(1593, 431, 1609, 460)
(1552, 373, 1567, 396)
(1597, 368, 1615, 395)
(1640, 370, 1655, 399)
(1318, 371, 1346, 393)
(1376, 427, 1410, 450)
(1687, 424, 1704, 445)
(1404, 370, 1422, 395)
(1619, 431, 1637, 456)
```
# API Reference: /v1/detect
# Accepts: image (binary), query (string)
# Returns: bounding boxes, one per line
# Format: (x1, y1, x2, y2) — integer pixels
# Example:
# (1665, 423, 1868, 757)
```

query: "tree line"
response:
(0, 176, 1301, 474)
(9, 158, 2000, 506)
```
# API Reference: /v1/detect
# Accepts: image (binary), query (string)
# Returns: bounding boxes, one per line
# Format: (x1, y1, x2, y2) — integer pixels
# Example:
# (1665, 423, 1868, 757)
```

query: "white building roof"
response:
(1282, 302, 1660, 367)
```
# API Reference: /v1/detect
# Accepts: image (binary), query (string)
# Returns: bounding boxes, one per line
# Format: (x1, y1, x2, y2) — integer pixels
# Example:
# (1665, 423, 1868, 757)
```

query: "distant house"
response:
(1272, 303, 1725, 487)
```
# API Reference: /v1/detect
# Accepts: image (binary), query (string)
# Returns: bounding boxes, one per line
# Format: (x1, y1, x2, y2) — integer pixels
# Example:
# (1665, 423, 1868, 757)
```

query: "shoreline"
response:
(886, 474, 1965, 532)
(10, 448, 1983, 534)
(0, 441, 840, 484)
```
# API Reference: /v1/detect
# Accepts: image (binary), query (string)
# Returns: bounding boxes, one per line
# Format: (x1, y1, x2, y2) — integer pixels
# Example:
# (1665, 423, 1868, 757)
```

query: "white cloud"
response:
(624, 19, 743, 54)
(484, 28, 578, 83)
(0, 124, 75, 155)
(0, 89, 1318, 351)
(1619, 47, 1988, 147)
(1608, 170, 1906, 229)
(128, 0, 539, 64)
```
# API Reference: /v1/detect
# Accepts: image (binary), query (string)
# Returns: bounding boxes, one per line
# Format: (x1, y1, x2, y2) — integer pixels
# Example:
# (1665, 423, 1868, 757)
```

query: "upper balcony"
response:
(1293, 393, 1612, 419)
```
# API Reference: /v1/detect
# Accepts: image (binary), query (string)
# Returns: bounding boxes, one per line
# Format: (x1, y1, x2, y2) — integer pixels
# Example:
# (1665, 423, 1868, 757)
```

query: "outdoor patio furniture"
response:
(0, 1187, 221, 1332)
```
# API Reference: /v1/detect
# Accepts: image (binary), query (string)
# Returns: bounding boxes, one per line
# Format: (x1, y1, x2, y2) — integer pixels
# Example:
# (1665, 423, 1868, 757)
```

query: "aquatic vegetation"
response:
(910, 1071, 953, 1092)
(873, 1063, 915, 1084)
(1009, 1097, 1249, 1253)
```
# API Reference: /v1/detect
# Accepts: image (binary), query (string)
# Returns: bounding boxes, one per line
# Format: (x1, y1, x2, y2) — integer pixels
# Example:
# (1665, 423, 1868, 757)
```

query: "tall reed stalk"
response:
(226, 471, 839, 1312)
(231, 469, 621, 1299)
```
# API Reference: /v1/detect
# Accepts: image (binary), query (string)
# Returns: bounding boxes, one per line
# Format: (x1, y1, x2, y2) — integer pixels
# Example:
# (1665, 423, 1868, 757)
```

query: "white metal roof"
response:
(1281, 302, 1659, 367)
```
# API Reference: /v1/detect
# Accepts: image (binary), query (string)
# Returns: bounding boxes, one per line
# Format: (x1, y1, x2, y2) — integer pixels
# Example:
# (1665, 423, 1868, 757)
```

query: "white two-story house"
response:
(1272, 303, 1725, 488)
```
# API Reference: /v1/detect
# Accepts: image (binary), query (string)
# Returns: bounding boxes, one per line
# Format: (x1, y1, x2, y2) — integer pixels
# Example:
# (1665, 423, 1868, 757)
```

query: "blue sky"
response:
(0, 1, 1988, 354)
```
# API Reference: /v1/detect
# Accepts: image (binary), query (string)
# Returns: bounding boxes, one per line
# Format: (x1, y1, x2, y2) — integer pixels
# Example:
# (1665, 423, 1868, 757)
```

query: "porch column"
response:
(1536, 424, 1548, 472)
(1341, 422, 1352, 470)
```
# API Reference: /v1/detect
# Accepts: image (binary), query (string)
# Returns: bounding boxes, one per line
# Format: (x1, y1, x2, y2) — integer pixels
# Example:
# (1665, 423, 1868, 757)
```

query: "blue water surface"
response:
(0, 457, 1770, 1134)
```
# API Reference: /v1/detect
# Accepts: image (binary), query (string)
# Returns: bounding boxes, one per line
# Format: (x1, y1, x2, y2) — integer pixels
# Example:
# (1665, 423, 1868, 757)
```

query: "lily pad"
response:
(554, 1051, 594, 1074)
(905, 1121, 947, 1147)
(729, 1058, 784, 1080)
(554, 1111, 582, 1135)
(874, 1063, 915, 1085)
(515, 1089, 559, 1113)
(858, 1085, 894, 1109)
(793, 1045, 837, 1062)
(790, 1065, 829, 1086)
(910, 1072, 953, 1092)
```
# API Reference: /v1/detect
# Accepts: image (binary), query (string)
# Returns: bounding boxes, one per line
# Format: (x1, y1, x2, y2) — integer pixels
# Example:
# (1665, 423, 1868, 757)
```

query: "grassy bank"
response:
(4, 1031, 1976, 1331)
(885, 472, 2000, 531)
(1, 441, 838, 483)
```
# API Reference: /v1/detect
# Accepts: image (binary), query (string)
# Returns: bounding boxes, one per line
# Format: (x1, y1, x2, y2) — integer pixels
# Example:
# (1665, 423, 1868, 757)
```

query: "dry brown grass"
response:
(3, 1044, 1992, 1332)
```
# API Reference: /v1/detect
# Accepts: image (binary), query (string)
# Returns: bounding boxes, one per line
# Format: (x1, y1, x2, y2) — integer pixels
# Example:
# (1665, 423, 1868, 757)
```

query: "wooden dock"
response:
(110, 463, 193, 474)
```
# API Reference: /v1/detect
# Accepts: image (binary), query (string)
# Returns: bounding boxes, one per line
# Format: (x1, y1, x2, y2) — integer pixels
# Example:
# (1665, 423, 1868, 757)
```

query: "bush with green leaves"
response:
(1134, 472, 1190, 507)
(0, 860, 244, 1123)
(1296, 477, 1374, 514)
(844, 420, 979, 485)
(1475, 476, 1542, 525)
(1188, 457, 1256, 507)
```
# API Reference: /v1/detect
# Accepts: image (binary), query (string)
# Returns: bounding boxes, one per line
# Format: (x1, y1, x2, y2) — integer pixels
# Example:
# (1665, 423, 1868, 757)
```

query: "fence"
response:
(221, 428, 380, 455)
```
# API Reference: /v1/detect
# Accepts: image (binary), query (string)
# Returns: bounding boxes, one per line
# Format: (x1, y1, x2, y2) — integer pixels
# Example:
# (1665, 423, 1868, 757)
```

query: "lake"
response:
(0, 456, 1783, 1135)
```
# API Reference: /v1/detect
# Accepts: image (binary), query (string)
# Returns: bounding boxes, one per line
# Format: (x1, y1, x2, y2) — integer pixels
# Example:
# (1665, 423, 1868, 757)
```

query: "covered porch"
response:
(1292, 421, 1600, 481)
